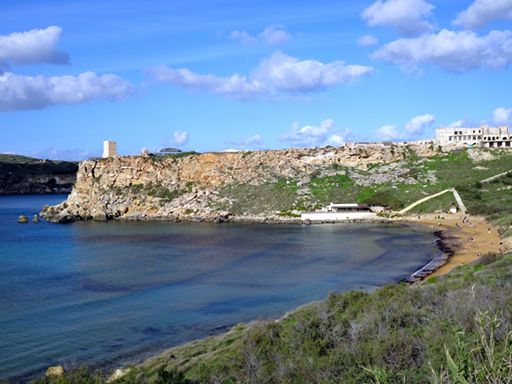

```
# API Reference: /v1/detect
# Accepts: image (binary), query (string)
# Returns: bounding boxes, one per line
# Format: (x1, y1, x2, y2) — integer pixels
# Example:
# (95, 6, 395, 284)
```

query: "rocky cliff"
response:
(42, 143, 440, 223)
(0, 155, 78, 195)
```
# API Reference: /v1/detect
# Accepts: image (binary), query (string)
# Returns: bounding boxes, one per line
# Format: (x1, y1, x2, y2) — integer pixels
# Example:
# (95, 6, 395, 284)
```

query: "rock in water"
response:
(17, 215, 28, 223)
(32, 214, 39, 223)
(45, 365, 64, 378)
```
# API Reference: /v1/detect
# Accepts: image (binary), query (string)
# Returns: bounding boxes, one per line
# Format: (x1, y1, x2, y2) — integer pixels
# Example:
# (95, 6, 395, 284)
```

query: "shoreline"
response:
(28, 212, 503, 381)
(404, 228, 457, 282)
(399, 213, 502, 278)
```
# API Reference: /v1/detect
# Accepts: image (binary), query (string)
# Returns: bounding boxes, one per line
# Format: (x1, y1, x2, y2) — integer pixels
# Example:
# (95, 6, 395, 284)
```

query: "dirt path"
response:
(400, 213, 502, 276)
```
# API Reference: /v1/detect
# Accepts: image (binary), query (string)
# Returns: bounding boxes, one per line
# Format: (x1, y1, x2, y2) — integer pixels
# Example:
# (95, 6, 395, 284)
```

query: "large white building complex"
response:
(436, 125, 511, 148)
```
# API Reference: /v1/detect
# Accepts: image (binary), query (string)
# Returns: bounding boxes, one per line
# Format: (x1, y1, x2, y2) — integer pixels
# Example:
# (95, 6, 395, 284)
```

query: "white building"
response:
(300, 203, 382, 222)
(436, 125, 511, 148)
(103, 140, 117, 158)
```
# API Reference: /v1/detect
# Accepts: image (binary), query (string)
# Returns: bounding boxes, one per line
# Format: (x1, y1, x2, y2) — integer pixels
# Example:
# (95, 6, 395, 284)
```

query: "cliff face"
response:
(0, 155, 78, 195)
(41, 143, 439, 223)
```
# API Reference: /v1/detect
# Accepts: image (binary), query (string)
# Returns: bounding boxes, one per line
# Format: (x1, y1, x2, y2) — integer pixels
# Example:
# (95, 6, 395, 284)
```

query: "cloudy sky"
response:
(1, 0, 511, 159)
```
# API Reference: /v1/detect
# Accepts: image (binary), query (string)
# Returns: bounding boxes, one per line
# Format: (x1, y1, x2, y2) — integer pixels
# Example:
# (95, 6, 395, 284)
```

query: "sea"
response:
(0, 195, 441, 381)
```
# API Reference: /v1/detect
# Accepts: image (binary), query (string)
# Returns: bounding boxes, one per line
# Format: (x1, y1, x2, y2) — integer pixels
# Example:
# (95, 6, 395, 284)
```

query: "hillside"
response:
(41, 142, 437, 223)
(32, 145, 512, 384)
(0, 154, 78, 195)
(41, 146, 512, 240)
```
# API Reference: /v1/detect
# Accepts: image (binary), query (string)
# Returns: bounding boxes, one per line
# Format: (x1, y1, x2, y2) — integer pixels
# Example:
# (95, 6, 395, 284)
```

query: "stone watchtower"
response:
(102, 140, 117, 158)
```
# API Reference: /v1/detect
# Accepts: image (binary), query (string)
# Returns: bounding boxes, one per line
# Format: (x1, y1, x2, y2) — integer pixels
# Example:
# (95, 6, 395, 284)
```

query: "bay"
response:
(0, 195, 440, 381)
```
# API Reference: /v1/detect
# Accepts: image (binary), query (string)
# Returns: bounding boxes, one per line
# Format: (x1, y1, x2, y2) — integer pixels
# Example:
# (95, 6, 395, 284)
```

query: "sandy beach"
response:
(401, 213, 503, 276)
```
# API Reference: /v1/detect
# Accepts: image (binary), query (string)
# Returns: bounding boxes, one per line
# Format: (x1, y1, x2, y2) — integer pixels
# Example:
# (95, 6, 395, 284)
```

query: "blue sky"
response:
(1, 0, 511, 159)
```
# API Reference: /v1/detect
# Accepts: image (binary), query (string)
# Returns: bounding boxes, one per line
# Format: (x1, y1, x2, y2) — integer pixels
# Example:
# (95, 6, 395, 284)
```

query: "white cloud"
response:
(283, 118, 348, 147)
(376, 124, 401, 140)
(0, 71, 132, 111)
(325, 134, 345, 146)
(375, 113, 435, 140)
(229, 25, 291, 46)
(253, 52, 373, 93)
(453, 0, 512, 29)
(357, 35, 379, 46)
(259, 25, 291, 45)
(226, 134, 264, 149)
(0, 26, 69, 66)
(173, 130, 189, 145)
(372, 29, 512, 72)
(230, 30, 258, 45)
(244, 134, 264, 146)
(493, 107, 512, 124)
(447, 120, 466, 128)
(149, 67, 267, 99)
(150, 52, 373, 99)
(405, 113, 435, 135)
(362, 0, 434, 36)
(31, 147, 98, 161)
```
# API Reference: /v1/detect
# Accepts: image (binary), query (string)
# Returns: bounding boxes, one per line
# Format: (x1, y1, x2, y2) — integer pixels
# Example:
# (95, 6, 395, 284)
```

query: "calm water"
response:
(0, 195, 440, 381)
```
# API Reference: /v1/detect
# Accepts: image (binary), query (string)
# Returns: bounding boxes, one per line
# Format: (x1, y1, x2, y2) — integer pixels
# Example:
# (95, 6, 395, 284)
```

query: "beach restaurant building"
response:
(301, 203, 380, 222)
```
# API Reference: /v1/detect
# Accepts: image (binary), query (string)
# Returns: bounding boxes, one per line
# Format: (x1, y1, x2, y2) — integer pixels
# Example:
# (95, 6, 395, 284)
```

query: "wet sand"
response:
(400, 213, 503, 276)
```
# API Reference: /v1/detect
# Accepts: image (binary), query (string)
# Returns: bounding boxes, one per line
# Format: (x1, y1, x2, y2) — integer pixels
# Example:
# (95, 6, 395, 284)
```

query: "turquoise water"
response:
(0, 195, 440, 381)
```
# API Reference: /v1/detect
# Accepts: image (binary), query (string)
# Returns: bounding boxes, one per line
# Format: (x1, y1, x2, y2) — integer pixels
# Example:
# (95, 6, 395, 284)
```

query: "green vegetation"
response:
(0, 154, 44, 164)
(408, 191, 456, 214)
(213, 148, 512, 233)
(155, 151, 199, 160)
(217, 181, 299, 215)
(459, 173, 512, 239)
(0, 154, 78, 176)
(144, 183, 181, 201)
(22, 148, 512, 383)
(33, 254, 512, 384)
(309, 174, 353, 204)
(0, 154, 78, 194)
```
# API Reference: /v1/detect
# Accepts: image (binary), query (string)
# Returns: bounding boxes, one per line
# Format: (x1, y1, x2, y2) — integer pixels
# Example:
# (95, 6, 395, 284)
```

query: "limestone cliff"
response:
(42, 143, 440, 223)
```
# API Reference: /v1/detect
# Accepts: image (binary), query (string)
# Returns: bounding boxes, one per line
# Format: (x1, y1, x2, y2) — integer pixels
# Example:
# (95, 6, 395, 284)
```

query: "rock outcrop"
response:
(42, 143, 440, 223)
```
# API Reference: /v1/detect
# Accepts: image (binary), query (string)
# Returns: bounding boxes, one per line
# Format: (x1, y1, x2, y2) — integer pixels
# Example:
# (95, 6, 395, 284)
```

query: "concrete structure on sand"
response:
(301, 203, 383, 222)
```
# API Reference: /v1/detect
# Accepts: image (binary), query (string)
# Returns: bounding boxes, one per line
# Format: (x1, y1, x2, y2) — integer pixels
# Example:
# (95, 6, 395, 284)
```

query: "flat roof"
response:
(329, 203, 369, 208)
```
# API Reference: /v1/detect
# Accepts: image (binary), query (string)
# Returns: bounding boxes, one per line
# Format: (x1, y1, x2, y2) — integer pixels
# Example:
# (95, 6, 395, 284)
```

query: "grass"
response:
(408, 191, 457, 214)
(309, 174, 353, 204)
(216, 182, 299, 215)
(208, 148, 512, 230)
(153, 151, 199, 160)
(0, 154, 78, 175)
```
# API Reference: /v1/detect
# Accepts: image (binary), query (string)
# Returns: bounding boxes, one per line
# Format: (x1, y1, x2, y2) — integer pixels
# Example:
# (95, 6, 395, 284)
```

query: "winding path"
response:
(398, 188, 466, 215)
(480, 170, 512, 184)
